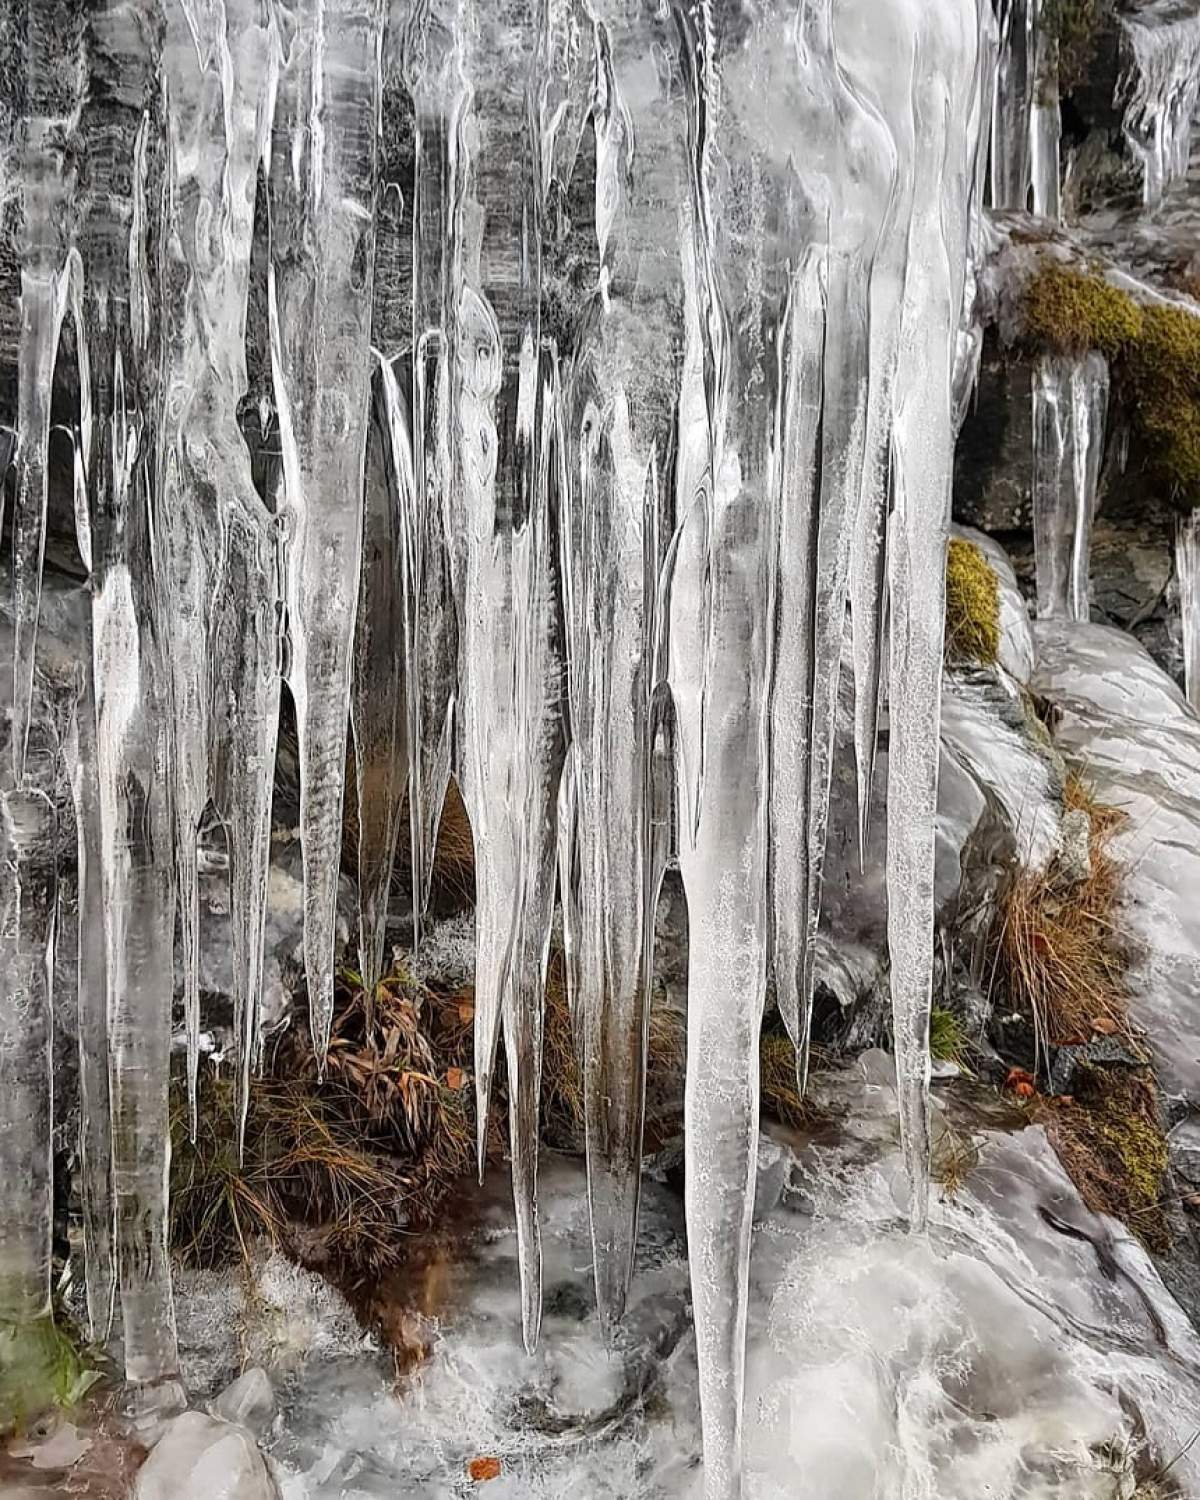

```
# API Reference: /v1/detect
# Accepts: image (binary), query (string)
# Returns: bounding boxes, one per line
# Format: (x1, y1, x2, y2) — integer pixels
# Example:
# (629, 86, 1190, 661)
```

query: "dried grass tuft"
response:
(992, 771, 1129, 1049)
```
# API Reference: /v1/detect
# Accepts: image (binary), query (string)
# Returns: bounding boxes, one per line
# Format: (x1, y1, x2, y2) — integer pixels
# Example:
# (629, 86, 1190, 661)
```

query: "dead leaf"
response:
(1091, 1016, 1119, 1036)
(468, 1457, 501, 1482)
(445, 1067, 467, 1091)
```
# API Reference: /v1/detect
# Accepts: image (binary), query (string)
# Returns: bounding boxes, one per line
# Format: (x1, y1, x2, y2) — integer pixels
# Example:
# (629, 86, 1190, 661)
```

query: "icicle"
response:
(402, 11, 463, 946)
(73, 1, 181, 1388)
(65, 649, 116, 1343)
(1033, 351, 1108, 622)
(557, 9, 676, 1337)
(158, 0, 279, 1141)
(670, 6, 787, 1492)
(887, 0, 984, 1233)
(990, 0, 1058, 218)
(11, 0, 79, 784)
(0, 787, 57, 1325)
(1118, 4, 1200, 209)
(352, 358, 412, 995)
(439, 0, 568, 1352)
(1179, 509, 1200, 714)
(794, 3, 899, 1082)
(268, 0, 384, 1066)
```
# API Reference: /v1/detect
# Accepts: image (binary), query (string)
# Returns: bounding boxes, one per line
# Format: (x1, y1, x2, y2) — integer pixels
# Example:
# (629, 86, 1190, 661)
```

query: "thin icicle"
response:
(402, 7, 463, 946)
(268, 0, 384, 1066)
(1179, 509, 1200, 713)
(352, 358, 413, 995)
(65, 649, 116, 1343)
(1033, 351, 1107, 622)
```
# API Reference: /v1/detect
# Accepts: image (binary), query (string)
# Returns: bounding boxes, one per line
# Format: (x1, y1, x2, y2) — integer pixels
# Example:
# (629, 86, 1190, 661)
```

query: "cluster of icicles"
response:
(0, 0, 998, 1493)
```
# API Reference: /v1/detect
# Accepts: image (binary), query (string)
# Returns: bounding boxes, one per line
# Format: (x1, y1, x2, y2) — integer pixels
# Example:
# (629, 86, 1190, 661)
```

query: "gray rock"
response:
(1048, 1036, 1149, 1096)
(134, 1412, 278, 1500)
(1056, 807, 1093, 886)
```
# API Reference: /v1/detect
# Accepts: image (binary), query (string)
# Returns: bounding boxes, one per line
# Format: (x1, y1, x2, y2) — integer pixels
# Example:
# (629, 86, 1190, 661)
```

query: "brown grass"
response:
(758, 1030, 828, 1131)
(992, 772, 1129, 1049)
(171, 974, 481, 1279)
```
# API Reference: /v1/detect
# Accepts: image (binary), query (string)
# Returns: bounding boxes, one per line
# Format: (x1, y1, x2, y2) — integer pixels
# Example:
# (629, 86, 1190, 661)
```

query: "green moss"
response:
(945, 538, 1001, 666)
(1021, 263, 1200, 508)
(1045, 1066, 1170, 1253)
(1022, 263, 1144, 357)
(0, 1313, 100, 1433)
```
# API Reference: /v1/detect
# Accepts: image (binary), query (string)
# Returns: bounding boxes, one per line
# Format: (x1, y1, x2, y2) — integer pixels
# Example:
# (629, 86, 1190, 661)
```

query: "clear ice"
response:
(1032, 352, 1110, 622)
(0, 0, 1000, 1487)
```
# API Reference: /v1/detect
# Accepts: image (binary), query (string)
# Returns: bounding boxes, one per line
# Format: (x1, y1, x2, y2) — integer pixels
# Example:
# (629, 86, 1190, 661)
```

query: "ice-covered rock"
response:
(261, 1068, 1200, 1498)
(133, 1411, 278, 1500)
(1032, 620, 1200, 1103)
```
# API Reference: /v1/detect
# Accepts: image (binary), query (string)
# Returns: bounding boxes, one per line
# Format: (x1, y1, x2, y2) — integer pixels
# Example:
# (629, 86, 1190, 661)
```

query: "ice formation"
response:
(1180, 510, 1200, 712)
(0, 0, 1010, 1488)
(1032, 352, 1110, 622)
(1118, 0, 1200, 208)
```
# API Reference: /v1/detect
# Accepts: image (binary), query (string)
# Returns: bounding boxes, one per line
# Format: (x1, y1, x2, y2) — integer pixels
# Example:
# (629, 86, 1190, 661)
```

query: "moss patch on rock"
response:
(945, 537, 1001, 666)
(1021, 262, 1200, 506)
(1042, 1065, 1170, 1253)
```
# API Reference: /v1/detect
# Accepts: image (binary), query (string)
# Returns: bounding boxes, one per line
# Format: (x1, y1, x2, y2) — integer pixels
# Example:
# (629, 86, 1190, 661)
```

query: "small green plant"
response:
(0, 1312, 101, 1433)
(929, 1006, 967, 1065)
(945, 538, 1001, 666)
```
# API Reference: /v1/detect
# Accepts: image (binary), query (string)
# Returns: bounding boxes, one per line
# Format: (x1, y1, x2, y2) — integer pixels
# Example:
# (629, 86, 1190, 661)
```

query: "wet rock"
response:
(1032, 620, 1200, 1104)
(211, 1369, 274, 1437)
(1048, 1036, 1149, 1096)
(133, 1412, 278, 1500)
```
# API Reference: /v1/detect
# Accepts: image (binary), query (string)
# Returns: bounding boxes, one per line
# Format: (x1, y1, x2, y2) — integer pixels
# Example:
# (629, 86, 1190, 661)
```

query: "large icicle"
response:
(0, 788, 57, 1325)
(401, 7, 462, 945)
(1179, 509, 1200, 713)
(442, 0, 566, 1353)
(786, 1, 900, 1080)
(886, 0, 984, 1231)
(1032, 351, 1109, 622)
(352, 358, 412, 995)
(158, 0, 279, 1137)
(65, 642, 116, 1343)
(73, 3, 181, 1395)
(669, 6, 792, 1493)
(556, 6, 679, 1337)
(268, 0, 384, 1065)
(11, 0, 78, 783)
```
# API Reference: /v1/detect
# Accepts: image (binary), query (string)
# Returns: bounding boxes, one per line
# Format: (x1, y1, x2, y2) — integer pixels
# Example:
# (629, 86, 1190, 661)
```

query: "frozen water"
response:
(1118, 0, 1200, 208)
(1032, 354, 1110, 623)
(237, 1078, 1200, 1499)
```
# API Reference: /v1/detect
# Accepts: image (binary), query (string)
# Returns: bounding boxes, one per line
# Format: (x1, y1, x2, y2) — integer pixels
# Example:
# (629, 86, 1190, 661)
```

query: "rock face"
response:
(1032, 620, 1200, 1104)
(133, 1412, 278, 1500)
